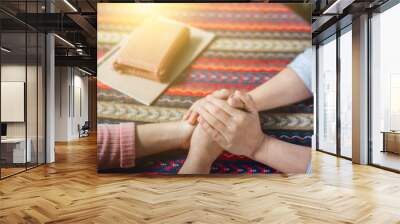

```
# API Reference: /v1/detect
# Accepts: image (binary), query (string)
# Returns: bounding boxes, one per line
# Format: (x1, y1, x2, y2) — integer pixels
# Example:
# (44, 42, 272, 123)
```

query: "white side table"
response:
(1, 138, 32, 163)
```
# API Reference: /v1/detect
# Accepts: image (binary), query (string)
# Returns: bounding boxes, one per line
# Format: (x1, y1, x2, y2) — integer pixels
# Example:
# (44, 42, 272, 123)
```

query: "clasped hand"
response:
(184, 89, 265, 158)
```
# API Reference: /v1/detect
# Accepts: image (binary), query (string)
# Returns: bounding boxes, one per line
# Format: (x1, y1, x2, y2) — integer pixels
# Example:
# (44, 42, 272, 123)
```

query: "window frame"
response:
(315, 22, 352, 161)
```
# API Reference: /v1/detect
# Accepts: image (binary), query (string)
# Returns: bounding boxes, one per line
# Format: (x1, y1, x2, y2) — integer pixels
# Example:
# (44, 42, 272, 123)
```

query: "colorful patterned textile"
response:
(97, 3, 312, 174)
(130, 153, 276, 175)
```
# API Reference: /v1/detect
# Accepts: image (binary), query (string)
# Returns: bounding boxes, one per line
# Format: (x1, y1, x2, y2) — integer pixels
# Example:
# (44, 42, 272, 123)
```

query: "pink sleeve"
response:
(97, 123, 136, 170)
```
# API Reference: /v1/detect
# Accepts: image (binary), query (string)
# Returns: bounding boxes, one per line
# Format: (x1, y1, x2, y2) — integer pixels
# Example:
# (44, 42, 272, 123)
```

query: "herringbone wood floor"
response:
(1, 135, 400, 224)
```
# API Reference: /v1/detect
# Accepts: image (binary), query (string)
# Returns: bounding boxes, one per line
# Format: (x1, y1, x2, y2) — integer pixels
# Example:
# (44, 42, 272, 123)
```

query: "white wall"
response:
(55, 67, 69, 141)
(1, 64, 46, 164)
(54, 67, 89, 141)
(73, 73, 89, 138)
(1, 65, 35, 138)
(1, 66, 26, 140)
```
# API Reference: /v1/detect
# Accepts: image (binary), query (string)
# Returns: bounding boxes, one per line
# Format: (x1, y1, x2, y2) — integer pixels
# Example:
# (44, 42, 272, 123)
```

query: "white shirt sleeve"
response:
(287, 48, 312, 93)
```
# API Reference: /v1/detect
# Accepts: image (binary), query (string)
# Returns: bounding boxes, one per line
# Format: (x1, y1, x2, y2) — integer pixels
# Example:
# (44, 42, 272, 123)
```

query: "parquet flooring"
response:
(1, 135, 400, 223)
(1, 167, 26, 178)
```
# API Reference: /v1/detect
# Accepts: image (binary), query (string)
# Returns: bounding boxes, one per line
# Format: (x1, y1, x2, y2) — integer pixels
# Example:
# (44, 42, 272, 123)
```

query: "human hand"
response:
(178, 125, 223, 174)
(183, 89, 233, 125)
(197, 91, 265, 158)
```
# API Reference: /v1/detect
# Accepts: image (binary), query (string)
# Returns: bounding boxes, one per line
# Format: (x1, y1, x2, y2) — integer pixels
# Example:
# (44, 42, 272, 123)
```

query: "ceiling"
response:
(1, 0, 394, 74)
(0, 0, 97, 74)
(311, 0, 390, 44)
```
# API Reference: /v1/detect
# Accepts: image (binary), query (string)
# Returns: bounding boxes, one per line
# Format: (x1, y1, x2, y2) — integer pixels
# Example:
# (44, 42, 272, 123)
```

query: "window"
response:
(370, 2, 400, 171)
(339, 28, 352, 158)
(317, 36, 337, 154)
(0, 1, 47, 179)
(390, 74, 400, 130)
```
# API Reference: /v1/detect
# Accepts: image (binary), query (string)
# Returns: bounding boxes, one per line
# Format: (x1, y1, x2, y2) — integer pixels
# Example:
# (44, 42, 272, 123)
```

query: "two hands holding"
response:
(178, 89, 269, 174)
(130, 67, 312, 174)
(100, 64, 312, 173)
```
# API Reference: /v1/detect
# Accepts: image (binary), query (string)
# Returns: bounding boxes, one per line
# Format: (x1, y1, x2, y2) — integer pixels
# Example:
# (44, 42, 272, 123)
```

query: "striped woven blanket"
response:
(97, 3, 312, 174)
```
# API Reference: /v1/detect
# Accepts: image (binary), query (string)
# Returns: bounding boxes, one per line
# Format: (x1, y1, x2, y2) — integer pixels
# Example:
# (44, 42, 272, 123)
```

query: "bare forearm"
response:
(136, 121, 193, 158)
(248, 68, 312, 111)
(250, 135, 311, 174)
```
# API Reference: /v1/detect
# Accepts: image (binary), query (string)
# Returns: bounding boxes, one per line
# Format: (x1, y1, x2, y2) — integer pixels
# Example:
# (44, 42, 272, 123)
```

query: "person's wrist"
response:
(190, 154, 213, 168)
(178, 121, 195, 149)
(181, 156, 212, 174)
(247, 133, 268, 160)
